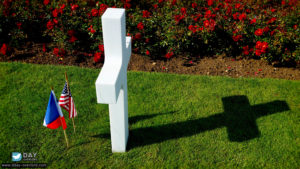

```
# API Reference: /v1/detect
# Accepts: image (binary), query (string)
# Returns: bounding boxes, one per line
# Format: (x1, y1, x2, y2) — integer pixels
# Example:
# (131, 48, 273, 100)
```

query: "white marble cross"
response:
(95, 8, 131, 153)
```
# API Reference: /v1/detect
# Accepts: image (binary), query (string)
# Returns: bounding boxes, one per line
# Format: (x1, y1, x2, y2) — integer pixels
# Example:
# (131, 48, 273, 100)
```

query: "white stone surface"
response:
(95, 8, 131, 153)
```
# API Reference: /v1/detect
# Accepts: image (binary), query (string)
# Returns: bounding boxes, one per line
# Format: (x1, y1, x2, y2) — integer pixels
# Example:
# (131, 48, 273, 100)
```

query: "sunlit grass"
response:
(0, 62, 299, 168)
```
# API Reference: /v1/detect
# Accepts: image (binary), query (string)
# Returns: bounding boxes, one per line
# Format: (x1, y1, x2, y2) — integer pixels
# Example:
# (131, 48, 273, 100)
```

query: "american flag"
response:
(59, 82, 77, 118)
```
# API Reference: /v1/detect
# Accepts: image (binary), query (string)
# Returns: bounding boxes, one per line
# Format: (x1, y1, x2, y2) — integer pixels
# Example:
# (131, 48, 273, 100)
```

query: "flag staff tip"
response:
(65, 72, 68, 82)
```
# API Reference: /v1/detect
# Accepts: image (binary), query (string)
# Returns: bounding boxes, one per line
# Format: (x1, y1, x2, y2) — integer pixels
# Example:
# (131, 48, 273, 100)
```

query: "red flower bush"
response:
(0, 0, 298, 65)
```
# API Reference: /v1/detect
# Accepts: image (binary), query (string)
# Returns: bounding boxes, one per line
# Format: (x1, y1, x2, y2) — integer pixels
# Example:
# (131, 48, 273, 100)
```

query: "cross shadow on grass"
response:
(129, 111, 177, 125)
(93, 95, 290, 150)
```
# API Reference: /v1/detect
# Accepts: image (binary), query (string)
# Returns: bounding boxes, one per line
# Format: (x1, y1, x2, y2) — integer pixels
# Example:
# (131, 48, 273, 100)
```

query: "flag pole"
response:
(65, 72, 76, 133)
(52, 86, 69, 148)
(60, 118, 69, 148)
(72, 118, 76, 133)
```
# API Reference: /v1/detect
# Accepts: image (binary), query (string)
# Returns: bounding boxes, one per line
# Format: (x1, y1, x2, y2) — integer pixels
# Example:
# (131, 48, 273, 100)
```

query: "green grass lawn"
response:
(0, 62, 299, 169)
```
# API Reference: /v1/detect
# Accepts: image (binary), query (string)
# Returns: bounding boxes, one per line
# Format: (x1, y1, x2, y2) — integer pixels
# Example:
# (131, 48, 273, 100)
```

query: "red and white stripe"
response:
(59, 83, 77, 119)
(69, 97, 77, 118)
(59, 94, 70, 111)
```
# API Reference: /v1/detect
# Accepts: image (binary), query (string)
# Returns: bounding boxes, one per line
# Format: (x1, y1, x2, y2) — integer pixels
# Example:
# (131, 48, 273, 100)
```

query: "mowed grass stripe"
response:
(0, 62, 299, 168)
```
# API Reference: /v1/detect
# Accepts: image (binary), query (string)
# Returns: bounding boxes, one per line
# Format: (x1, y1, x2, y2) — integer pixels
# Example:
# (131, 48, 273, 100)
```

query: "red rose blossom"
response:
(242, 46, 249, 55)
(88, 25, 96, 34)
(98, 44, 104, 52)
(68, 36, 77, 43)
(233, 12, 239, 20)
(255, 41, 268, 56)
(134, 32, 142, 40)
(254, 29, 263, 36)
(91, 8, 98, 17)
(270, 30, 276, 36)
(94, 52, 102, 63)
(188, 25, 198, 33)
(263, 27, 270, 33)
(232, 35, 242, 42)
(43, 0, 50, 6)
(180, 7, 187, 15)
(53, 18, 58, 24)
(43, 44, 46, 52)
(124, 3, 131, 9)
(46, 20, 54, 30)
(142, 10, 151, 18)
(165, 51, 173, 59)
(192, 3, 197, 8)
(71, 4, 79, 11)
(174, 15, 184, 24)
(255, 50, 261, 56)
(293, 25, 297, 30)
(146, 50, 150, 55)
(267, 17, 276, 24)
(0, 43, 7, 55)
(53, 48, 59, 56)
(99, 4, 108, 15)
(171, 0, 176, 6)
(250, 18, 256, 24)
(67, 30, 75, 36)
(52, 8, 59, 17)
(16, 22, 22, 29)
(238, 13, 246, 21)
(137, 22, 144, 30)
(60, 4, 66, 11)
(207, 0, 213, 6)
(203, 20, 210, 28)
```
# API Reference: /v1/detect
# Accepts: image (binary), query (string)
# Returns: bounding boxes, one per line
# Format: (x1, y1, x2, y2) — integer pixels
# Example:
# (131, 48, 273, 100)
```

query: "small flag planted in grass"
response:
(43, 89, 69, 147)
(59, 82, 77, 118)
(59, 72, 77, 133)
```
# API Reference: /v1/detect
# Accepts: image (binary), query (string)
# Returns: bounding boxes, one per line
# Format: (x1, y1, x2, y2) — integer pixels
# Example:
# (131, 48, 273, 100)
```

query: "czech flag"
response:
(43, 90, 67, 130)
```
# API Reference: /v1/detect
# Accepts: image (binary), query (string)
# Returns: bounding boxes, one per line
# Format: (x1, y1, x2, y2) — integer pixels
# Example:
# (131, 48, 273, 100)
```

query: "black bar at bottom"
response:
(2, 163, 47, 168)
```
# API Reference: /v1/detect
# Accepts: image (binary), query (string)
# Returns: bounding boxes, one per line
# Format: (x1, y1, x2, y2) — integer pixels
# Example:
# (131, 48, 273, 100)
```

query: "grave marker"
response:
(95, 8, 131, 153)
